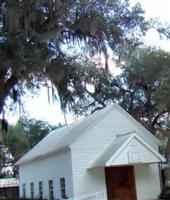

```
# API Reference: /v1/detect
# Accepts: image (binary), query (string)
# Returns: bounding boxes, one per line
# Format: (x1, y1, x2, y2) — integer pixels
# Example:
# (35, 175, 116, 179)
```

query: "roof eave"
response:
(15, 146, 69, 166)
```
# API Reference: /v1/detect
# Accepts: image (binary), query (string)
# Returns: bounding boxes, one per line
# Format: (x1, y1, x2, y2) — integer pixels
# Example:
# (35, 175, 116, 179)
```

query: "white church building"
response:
(16, 104, 165, 200)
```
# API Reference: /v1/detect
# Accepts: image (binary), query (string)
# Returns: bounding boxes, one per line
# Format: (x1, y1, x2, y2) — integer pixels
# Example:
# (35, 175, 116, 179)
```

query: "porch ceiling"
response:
(89, 132, 166, 169)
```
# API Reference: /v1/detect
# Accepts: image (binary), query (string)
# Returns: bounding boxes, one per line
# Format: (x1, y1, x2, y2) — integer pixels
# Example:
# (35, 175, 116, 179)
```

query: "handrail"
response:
(68, 190, 107, 200)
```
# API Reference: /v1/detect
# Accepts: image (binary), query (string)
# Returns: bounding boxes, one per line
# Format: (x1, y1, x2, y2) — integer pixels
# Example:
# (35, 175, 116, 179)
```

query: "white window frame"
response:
(49, 180, 54, 200)
(39, 181, 43, 199)
(60, 177, 67, 199)
(22, 183, 26, 199)
(30, 182, 34, 199)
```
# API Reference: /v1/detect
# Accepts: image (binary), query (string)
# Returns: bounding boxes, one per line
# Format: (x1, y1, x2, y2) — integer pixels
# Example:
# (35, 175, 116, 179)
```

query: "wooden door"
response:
(105, 166, 137, 200)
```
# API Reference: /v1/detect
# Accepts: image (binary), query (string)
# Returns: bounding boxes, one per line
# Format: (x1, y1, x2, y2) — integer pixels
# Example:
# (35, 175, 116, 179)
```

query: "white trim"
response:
(106, 134, 134, 166)
(133, 133, 166, 161)
(106, 132, 165, 166)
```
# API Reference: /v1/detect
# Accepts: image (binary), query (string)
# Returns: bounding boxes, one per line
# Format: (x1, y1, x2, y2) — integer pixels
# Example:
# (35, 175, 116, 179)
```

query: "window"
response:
(30, 182, 34, 199)
(22, 183, 26, 199)
(49, 180, 54, 200)
(60, 178, 66, 199)
(39, 181, 43, 199)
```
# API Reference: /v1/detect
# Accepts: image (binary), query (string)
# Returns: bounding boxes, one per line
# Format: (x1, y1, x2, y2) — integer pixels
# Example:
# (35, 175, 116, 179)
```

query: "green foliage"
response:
(7, 124, 30, 160)
(0, 116, 56, 176)
(0, 0, 149, 115)
(156, 76, 170, 111)
(127, 48, 170, 84)
(0, 0, 169, 117)
(18, 117, 56, 148)
(6, 117, 56, 161)
(125, 48, 170, 114)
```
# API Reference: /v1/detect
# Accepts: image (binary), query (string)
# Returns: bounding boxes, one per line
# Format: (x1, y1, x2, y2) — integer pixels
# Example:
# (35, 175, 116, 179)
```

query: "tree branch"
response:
(152, 110, 167, 128)
(0, 74, 18, 113)
(84, 87, 106, 108)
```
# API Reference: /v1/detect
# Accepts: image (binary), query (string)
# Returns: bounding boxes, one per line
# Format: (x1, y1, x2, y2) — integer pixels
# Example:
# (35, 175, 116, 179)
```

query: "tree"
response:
(6, 116, 56, 160)
(67, 48, 170, 160)
(0, 116, 56, 177)
(0, 0, 149, 117)
(6, 123, 30, 161)
(0, 144, 13, 177)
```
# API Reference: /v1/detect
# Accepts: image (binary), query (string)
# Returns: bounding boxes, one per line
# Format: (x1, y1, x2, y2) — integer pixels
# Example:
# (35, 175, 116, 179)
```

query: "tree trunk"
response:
(0, 74, 18, 113)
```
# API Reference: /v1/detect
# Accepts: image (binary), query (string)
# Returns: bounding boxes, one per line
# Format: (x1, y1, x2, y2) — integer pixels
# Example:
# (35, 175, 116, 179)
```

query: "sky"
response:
(7, 89, 75, 126)
(6, 0, 170, 125)
(137, 0, 170, 51)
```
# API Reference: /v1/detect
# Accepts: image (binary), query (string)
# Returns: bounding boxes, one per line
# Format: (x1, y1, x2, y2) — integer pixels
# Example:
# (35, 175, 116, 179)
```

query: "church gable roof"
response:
(16, 104, 160, 165)
(16, 105, 114, 165)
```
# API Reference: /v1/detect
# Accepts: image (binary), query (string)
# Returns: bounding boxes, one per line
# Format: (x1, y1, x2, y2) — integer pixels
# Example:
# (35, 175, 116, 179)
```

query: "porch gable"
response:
(89, 132, 165, 168)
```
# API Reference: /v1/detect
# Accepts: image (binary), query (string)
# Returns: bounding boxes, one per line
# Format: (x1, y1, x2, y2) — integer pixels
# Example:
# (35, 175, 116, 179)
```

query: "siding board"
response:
(134, 164, 161, 200)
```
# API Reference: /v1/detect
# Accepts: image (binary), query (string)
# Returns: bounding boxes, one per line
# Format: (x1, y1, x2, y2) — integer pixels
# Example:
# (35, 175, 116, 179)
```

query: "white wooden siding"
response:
(135, 164, 161, 200)
(19, 149, 73, 199)
(71, 107, 159, 198)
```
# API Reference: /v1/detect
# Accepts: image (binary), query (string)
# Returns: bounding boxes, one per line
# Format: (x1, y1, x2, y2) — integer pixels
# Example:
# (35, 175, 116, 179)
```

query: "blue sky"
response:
(6, 0, 170, 125)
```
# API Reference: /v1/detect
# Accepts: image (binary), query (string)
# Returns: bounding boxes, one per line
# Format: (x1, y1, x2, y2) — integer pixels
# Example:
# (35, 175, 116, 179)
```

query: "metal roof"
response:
(16, 105, 114, 165)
